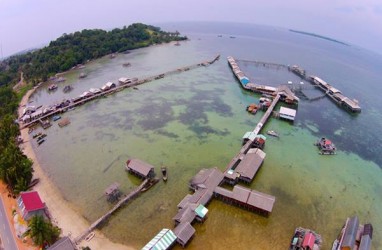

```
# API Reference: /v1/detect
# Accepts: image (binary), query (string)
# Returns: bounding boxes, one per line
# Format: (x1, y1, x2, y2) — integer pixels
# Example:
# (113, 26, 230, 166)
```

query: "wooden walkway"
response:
(21, 55, 220, 129)
(236, 59, 288, 70)
(74, 179, 148, 244)
(224, 94, 281, 173)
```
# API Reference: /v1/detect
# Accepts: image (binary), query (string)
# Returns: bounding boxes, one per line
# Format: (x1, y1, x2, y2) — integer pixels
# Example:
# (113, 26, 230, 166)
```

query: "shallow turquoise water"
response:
(29, 23, 382, 249)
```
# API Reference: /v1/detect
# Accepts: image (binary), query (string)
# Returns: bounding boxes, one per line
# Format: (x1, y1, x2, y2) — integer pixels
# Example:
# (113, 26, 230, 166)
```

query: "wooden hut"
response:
(173, 222, 196, 248)
(104, 183, 121, 202)
(125, 159, 155, 179)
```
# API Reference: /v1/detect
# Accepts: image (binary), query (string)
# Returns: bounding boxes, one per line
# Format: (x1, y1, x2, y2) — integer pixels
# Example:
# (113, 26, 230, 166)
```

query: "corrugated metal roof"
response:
(126, 159, 154, 177)
(247, 189, 276, 213)
(341, 216, 359, 249)
(234, 148, 265, 181)
(142, 228, 177, 250)
(195, 204, 208, 218)
(232, 185, 251, 203)
(173, 222, 195, 246)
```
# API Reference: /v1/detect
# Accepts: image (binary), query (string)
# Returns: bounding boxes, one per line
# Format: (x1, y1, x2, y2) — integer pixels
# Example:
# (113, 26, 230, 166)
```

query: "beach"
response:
(18, 88, 134, 250)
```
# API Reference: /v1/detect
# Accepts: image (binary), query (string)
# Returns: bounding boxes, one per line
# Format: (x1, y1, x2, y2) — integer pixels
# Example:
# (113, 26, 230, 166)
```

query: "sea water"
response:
(29, 22, 382, 249)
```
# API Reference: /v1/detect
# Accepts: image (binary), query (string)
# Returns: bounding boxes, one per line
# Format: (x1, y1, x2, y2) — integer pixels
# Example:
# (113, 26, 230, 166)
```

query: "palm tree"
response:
(23, 215, 61, 246)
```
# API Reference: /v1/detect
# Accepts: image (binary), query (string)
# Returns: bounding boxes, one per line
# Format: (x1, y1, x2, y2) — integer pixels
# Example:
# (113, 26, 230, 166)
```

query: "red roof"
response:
(302, 232, 315, 249)
(324, 139, 332, 145)
(20, 191, 45, 212)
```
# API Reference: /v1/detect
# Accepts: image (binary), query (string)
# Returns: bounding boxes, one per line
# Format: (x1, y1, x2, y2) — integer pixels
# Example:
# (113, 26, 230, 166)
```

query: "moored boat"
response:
(290, 227, 322, 250)
(63, 85, 73, 93)
(314, 137, 336, 155)
(267, 130, 279, 137)
(52, 115, 61, 121)
(48, 84, 58, 91)
(161, 166, 168, 182)
(37, 139, 45, 146)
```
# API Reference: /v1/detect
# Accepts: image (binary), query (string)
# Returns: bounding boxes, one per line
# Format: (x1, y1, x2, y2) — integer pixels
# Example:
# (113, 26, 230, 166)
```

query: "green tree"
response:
(23, 215, 61, 246)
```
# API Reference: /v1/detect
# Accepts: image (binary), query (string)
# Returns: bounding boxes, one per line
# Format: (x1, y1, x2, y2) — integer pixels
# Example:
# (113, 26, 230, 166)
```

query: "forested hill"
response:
(0, 23, 187, 86)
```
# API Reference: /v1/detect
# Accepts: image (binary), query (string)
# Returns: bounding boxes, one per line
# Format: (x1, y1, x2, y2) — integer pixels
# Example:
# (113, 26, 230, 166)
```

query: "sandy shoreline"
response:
(18, 88, 134, 250)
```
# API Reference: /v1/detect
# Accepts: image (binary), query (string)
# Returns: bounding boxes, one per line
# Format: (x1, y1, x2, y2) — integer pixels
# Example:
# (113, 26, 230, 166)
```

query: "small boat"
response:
(217, 35, 223, 37)
(122, 62, 131, 67)
(267, 130, 279, 137)
(37, 139, 45, 146)
(161, 167, 168, 182)
(141, 178, 160, 192)
(79, 72, 87, 79)
(290, 227, 322, 250)
(52, 115, 61, 121)
(48, 84, 58, 91)
(133, 87, 139, 90)
(229, 36, 236, 39)
(63, 85, 73, 93)
(36, 134, 47, 141)
(174, 41, 181, 46)
(32, 132, 42, 139)
(85, 232, 95, 242)
(314, 137, 336, 155)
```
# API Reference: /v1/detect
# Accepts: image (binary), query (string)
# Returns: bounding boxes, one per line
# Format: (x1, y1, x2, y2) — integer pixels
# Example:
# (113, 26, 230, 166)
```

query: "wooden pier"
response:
(20, 55, 220, 129)
(74, 179, 148, 244)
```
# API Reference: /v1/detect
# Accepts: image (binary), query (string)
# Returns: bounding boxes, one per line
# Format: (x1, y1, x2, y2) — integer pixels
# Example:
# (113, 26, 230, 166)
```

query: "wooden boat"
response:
(37, 139, 45, 146)
(52, 115, 61, 121)
(48, 84, 58, 91)
(267, 130, 279, 137)
(36, 134, 47, 141)
(58, 118, 70, 127)
(161, 167, 168, 182)
(32, 132, 42, 139)
(63, 85, 73, 93)
(141, 178, 160, 192)
(85, 232, 95, 242)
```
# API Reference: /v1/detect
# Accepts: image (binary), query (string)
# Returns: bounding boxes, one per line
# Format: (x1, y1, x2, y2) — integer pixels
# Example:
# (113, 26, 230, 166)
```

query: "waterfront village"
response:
(11, 52, 371, 250)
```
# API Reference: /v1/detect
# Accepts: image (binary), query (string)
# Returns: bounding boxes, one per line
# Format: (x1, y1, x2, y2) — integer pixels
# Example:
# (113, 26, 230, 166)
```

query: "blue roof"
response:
(240, 77, 250, 85)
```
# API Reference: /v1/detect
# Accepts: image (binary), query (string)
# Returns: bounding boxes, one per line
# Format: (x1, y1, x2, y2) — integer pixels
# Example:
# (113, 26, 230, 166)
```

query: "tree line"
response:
(0, 23, 186, 85)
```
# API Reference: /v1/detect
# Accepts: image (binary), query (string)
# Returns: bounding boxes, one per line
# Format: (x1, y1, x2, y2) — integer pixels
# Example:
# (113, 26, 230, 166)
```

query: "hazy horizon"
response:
(1, 0, 382, 57)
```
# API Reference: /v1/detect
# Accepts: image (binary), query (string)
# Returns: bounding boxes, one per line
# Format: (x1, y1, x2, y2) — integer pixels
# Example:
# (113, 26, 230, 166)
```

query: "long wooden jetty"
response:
(74, 179, 148, 244)
(20, 55, 220, 129)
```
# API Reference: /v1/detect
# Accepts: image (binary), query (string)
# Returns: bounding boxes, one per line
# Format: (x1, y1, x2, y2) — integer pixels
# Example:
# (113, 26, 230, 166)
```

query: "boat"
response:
(174, 41, 180, 46)
(85, 232, 95, 242)
(141, 178, 160, 192)
(133, 87, 139, 90)
(217, 35, 223, 37)
(48, 84, 58, 91)
(63, 85, 73, 93)
(122, 62, 131, 67)
(32, 132, 42, 139)
(229, 36, 236, 38)
(52, 115, 61, 121)
(37, 139, 45, 146)
(314, 137, 336, 155)
(36, 133, 47, 141)
(58, 118, 71, 127)
(79, 72, 87, 79)
(267, 130, 279, 137)
(161, 167, 168, 182)
(290, 227, 322, 250)
(246, 103, 258, 114)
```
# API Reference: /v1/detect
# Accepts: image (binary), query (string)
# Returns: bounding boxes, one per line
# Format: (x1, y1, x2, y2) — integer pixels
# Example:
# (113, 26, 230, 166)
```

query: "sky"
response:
(1, 0, 382, 57)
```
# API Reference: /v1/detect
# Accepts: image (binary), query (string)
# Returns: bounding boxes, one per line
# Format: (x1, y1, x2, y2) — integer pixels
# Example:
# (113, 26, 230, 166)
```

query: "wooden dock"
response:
(74, 179, 148, 244)
(20, 55, 220, 129)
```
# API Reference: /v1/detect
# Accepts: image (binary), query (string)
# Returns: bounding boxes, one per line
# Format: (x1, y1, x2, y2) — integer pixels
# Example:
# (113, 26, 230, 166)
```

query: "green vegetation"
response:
(0, 23, 186, 85)
(0, 23, 185, 194)
(23, 215, 61, 247)
(0, 85, 33, 194)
